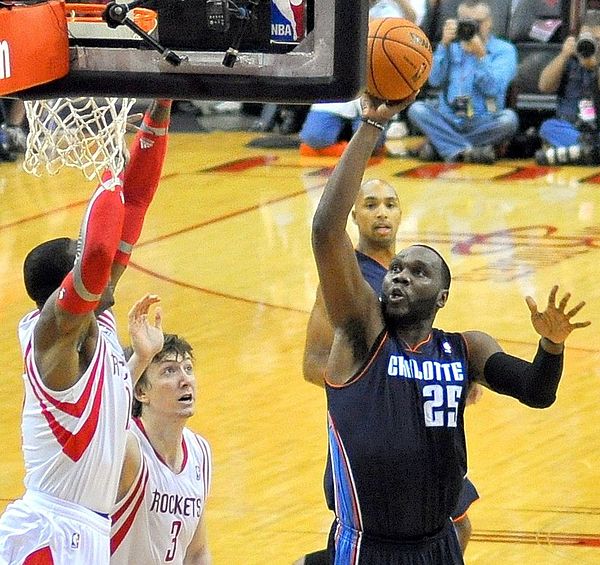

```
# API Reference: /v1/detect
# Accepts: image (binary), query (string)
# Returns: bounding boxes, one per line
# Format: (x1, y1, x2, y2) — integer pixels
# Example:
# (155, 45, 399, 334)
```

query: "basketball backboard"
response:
(12, 0, 369, 104)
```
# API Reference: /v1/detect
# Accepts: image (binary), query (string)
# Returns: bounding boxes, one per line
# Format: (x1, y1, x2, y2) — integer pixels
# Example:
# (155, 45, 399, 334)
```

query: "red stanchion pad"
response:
(0, 0, 69, 96)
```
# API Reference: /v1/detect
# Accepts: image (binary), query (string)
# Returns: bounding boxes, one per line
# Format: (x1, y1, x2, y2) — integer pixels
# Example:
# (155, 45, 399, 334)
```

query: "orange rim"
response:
(64, 3, 157, 34)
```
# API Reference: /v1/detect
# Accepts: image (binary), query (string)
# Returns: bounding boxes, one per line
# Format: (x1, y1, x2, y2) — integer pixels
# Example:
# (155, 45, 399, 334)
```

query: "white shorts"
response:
(0, 490, 111, 565)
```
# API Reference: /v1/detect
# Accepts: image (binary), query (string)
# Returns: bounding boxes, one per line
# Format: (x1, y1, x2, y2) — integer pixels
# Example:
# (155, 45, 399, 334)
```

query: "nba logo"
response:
(71, 532, 80, 549)
(271, 0, 306, 44)
(442, 342, 452, 354)
(196, 465, 201, 481)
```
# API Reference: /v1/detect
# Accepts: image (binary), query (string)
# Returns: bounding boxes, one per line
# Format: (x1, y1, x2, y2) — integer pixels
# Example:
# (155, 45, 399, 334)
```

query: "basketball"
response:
(367, 18, 433, 102)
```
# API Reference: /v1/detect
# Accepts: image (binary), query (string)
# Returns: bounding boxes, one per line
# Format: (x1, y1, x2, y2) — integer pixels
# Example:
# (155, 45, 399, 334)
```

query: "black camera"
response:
(451, 95, 472, 118)
(576, 32, 597, 58)
(456, 19, 479, 41)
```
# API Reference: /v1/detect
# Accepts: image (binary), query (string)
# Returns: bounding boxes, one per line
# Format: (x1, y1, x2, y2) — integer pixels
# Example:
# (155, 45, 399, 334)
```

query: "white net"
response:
(24, 97, 137, 181)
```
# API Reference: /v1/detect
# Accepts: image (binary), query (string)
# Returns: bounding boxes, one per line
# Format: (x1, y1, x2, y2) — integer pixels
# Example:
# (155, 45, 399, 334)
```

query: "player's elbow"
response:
(84, 241, 116, 269)
(520, 391, 556, 409)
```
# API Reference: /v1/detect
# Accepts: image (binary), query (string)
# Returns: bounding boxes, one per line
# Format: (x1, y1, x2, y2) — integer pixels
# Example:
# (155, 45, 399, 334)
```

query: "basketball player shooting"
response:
(311, 92, 590, 563)
(0, 99, 172, 565)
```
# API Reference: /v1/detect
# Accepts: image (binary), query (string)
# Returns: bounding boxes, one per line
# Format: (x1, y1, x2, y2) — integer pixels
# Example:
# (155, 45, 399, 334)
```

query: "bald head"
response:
(352, 179, 402, 248)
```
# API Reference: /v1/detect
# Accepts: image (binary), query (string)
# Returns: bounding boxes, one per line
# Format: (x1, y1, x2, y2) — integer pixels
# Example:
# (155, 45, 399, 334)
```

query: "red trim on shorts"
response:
(24, 546, 54, 564)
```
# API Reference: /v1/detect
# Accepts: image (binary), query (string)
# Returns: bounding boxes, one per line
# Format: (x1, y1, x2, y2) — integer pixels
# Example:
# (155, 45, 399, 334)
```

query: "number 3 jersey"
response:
(110, 418, 211, 564)
(326, 328, 470, 541)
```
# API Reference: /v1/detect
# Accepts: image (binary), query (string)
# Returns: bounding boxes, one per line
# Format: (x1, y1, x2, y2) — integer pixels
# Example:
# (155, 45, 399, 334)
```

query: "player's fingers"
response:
(525, 296, 538, 314)
(125, 112, 143, 134)
(127, 112, 143, 124)
(128, 294, 149, 319)
(566, 300, 586, 318)
(154, 306, 163, 330)
(129, 294, 159, 320)
(572, 320, 592, 328)
(557, 292, 571, 311)
(547, 285, 558, 307)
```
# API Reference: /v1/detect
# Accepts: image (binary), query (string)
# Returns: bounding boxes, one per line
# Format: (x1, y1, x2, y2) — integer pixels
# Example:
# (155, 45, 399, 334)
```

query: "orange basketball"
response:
(367, 18, 433, 102)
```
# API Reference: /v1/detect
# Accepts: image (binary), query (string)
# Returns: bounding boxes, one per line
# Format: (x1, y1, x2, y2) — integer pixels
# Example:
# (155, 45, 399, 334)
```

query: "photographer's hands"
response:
(442, 18, 485, 59)
(442, 19, 457, 46)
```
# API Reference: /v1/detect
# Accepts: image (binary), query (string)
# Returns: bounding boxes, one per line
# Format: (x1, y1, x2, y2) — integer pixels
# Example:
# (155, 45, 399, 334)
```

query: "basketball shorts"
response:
(0, 490, 111, 565)
(329, 519, 464, 565)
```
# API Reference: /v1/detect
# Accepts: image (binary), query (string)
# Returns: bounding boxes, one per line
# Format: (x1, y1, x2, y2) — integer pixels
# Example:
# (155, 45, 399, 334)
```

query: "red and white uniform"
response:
(110, 419, 211, 565)
(0, 310, 132, 565)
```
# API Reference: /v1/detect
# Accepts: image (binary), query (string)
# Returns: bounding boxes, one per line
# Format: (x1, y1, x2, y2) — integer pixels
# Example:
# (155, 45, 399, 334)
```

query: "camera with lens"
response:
(576, 32, 598, 58)
(451, 95, 472, 118)
(456, 19, 479, 41)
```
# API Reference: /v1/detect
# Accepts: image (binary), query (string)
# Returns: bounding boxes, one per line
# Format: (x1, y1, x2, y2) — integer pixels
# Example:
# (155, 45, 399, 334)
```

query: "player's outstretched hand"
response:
(125, 113, 144, 134)
(525, 285, 591, 345)
(360, 92, 418, 124)
(128, 294, 163, 363)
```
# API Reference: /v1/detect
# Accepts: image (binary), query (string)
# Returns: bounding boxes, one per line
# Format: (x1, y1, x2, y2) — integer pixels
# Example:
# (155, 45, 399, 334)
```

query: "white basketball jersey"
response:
(110, 420, 211, 565)
(18, 310, 132, 515)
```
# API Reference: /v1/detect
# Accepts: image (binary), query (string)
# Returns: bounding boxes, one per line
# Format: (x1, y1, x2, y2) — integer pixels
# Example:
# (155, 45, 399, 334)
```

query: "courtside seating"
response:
(422, 0, 568, 126)
(508, 0, 566, 114)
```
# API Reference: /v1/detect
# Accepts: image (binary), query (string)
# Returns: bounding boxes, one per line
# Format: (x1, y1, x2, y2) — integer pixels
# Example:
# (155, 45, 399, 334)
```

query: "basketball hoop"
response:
(24, 97, 136, 182)
(21, 2, 159, 181)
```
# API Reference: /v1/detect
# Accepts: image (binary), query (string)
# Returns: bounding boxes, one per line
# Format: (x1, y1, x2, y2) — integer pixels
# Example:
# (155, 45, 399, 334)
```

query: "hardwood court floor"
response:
(0, 130, 599, 564)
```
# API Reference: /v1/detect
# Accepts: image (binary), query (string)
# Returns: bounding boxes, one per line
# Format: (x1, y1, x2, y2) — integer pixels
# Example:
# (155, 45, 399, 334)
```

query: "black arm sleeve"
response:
(483, 342, 564, 409)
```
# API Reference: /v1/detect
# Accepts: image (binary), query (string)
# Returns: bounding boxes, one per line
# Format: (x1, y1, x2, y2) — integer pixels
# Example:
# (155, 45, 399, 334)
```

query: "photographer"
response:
(407, 0, 518, 163)
(535, 11, 600, 165)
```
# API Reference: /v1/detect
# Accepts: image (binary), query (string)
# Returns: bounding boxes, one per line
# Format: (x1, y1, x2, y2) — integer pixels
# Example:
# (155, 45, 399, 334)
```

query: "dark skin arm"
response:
(302, 287, 333, 387)
(311, 94, 414, 385)
(34, 294, 98, 392)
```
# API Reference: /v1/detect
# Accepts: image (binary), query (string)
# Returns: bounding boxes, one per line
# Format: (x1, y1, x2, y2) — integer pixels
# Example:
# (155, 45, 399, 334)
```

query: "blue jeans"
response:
(539, 118, 584, 147)
(407, 101, 519, 161)
(299, 111, 386, 149)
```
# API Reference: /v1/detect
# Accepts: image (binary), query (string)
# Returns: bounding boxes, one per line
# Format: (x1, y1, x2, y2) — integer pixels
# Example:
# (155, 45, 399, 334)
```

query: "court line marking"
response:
(4, 171, 597, 353)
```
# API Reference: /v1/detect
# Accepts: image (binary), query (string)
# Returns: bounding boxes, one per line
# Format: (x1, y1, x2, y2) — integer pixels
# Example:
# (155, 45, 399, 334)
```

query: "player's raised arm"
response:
(464, 286, 590, 408)
(127, 293, 164, 384)
(111, 99, 172, 288)
(311, 94, 411, 331)
(31, 174, 126, 391)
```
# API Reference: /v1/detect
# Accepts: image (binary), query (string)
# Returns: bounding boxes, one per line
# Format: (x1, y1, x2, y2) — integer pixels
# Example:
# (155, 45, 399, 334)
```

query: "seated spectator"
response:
(298, 0, 424, 157)
(299, 99, 378, 157)
(535, 10, 600, 165)
(0, 99, 27, 162)
(407, 0, 519, 164)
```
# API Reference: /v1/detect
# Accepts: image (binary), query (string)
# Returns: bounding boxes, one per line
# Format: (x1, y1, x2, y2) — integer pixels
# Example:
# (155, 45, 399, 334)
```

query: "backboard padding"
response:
(16, 0, 368, 103)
